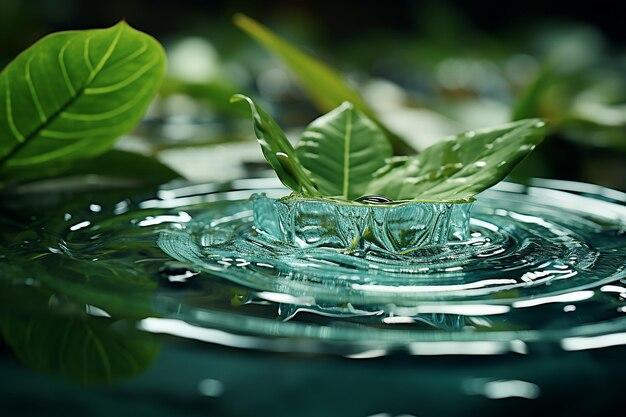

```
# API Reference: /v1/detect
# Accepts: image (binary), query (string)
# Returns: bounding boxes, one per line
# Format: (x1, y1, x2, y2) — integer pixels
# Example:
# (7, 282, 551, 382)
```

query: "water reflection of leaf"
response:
(0, 255, 161, 385)
(1, 311, 160, 385)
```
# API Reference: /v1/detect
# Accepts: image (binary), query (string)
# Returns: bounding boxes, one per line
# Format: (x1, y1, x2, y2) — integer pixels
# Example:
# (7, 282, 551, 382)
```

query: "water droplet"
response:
(474, 161, 487, 168)
(69, 221, 91, 231)
(355, 195, 394, 204)
(89, 204, 102, 213)
(114, 200, 130, 215)
(497, 161, 507, 167)
(534, 121, 546, 128)
(465, 131, 476, 138)
(160, 263, 198, 283)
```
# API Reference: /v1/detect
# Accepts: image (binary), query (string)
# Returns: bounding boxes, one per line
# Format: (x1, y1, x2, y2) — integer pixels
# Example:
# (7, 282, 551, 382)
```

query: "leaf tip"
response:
(113, 20, 131, 29)
(230, 94, 255, 110)
(229, 94, 246, 104)
(232, 13, 253, 29)
(339, 101, 355, 110)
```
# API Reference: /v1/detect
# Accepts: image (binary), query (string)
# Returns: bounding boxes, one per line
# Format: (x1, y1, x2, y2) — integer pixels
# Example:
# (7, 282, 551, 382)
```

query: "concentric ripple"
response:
(158, 181, 624, 304)
(50, 178, 626, 353)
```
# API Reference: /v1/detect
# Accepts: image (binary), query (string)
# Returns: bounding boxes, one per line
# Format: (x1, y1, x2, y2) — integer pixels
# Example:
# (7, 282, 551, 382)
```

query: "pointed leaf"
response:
(296, 102, 392, 200)
(0, 22, 166, 177)
(230, 94, 319, 195)
(233, 13, 415, 155)
(367, 119, 548, 202)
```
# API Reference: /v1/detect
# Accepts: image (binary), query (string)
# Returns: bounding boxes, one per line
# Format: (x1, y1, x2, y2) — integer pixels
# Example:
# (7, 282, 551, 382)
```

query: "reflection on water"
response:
(0, 178, 625, 415)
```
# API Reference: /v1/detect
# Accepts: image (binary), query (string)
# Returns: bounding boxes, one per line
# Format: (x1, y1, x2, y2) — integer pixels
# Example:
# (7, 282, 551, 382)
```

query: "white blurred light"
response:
(168, 37, 221, 82)
(561, 332, 626, 351)
(198, 378, 224, 397)
(463, 378, 540, 399)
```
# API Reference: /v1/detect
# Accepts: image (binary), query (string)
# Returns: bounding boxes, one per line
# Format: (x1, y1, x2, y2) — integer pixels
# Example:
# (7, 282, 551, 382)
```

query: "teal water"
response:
(1, 177, 625, 416)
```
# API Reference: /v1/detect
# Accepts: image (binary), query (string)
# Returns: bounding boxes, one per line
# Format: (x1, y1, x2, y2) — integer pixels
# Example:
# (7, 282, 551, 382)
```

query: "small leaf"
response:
(296, 102, 392, 200)
(233, 13, 415, 155)
(230, 94, 319, 195)
(367, 119, 548, 202)
(0, 22, 166, 177)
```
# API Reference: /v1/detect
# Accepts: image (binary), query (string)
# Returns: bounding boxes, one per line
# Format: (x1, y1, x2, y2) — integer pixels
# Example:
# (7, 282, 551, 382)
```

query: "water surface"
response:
(1, 177, 625, 416)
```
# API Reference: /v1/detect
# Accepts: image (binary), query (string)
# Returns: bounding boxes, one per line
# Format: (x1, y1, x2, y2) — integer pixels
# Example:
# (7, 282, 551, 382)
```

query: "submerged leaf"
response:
(296, 102, 392, 200)
(0, 22, 166, 177)
(231, 94, 319, 195)
(233, 13, 415, 155)
(367, 119, 548, 202)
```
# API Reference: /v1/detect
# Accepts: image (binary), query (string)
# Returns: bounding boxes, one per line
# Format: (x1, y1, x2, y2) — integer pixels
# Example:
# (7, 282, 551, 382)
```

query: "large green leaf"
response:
(0, 22, 166, 177)
(231, 94, 319, 195)
(233, 14, 415, 155)
(366, 119, 548, 202)
(296, 102, 392, 200)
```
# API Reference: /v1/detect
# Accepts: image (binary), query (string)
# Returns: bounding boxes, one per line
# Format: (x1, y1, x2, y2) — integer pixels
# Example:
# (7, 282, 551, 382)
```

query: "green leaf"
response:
(61, 149, 182, 183)
(230, 94, 319, 195)
(1, 311, 160, 385)
(296, 102, 392, 200)
(0, 149, 182, 186)
(0, 22, 166, 177)
(233, 13, 415, 155)
(367, 119, 548, 202)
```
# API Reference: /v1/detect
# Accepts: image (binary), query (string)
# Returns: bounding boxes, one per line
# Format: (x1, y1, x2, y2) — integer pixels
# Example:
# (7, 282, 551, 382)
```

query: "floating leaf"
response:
(367, 119, 548, 202)
(231, 94, 319, 195)
(233, 13, 415, 155)
(0, 22, 166, 177)
(296, 102, 392, 199)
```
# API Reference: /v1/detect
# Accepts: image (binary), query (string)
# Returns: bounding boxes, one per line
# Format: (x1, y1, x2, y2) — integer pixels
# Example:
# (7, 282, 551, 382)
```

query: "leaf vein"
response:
(85, 58, 158, 95)
(83, 36, 95, 72)
(41, 125, 122, 139)
(61, 81, 155, 121)
(86, 24, 125, 84)
(342, 107, 352, 199)
(58, 40, 76, 95)
(4, 78, 24, 142)
(25, 55, 47, 123)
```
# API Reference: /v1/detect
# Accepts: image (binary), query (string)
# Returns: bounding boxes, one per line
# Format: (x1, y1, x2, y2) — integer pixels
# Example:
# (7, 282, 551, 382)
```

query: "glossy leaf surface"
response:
(231, 94, 319, 195)
(0, 22, 166, 177)
(296, 102, 391, 199)
(366, 119, 547, 202)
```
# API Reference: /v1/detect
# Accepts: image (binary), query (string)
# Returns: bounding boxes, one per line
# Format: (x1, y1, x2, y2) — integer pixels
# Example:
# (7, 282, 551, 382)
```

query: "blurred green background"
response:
(1, 0, 624, 190)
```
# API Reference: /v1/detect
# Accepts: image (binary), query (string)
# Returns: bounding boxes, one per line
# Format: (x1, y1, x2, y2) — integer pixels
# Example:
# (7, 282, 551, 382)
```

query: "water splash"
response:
(4, 178, 626, 355)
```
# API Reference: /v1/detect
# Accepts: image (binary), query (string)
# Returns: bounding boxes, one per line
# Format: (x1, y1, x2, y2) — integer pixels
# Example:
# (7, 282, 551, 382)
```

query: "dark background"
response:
(1, 0, 624, 58)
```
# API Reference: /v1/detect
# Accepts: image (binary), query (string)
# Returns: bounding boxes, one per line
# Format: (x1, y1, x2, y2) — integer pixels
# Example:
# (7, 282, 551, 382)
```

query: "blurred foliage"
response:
(0, 0, 624, 190)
